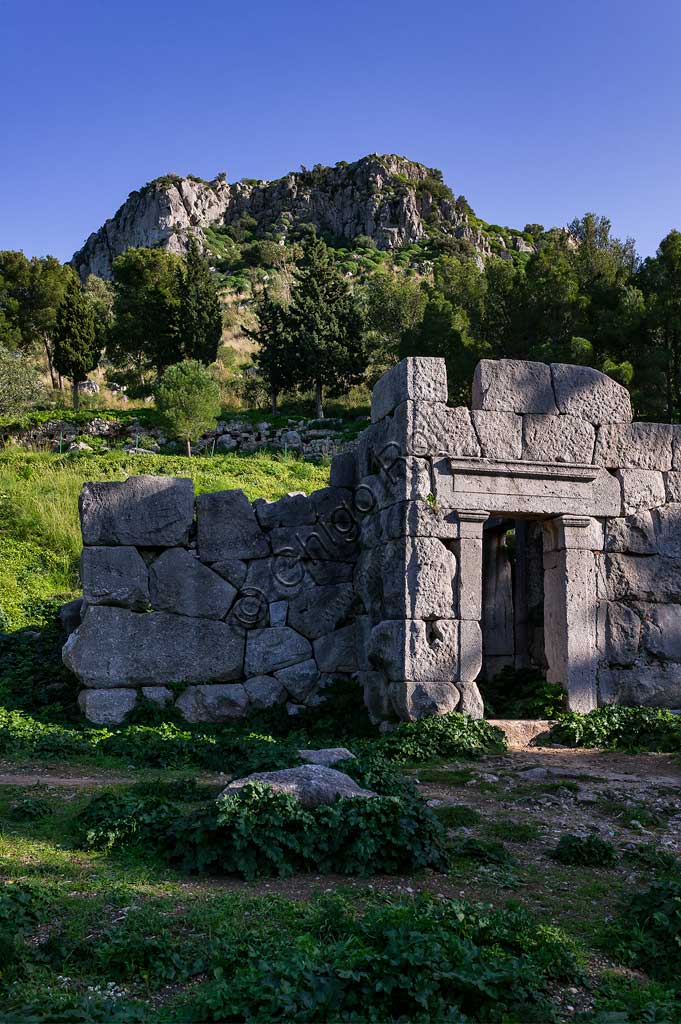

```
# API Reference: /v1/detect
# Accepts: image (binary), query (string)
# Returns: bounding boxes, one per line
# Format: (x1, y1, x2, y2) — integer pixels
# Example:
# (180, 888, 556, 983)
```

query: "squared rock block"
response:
(371, 357, 448, 423)
(245, 626, 312, 676)
(269, 600, 288, 627)
(313, 623, 357, 673)
(653, 505, 681, 558)
(594, 423, 674, 471)
(275, 658, 320, 701)
(664, 471, 681, 502)
(63, 606, 245, 687)
(391, 401, 480, 458)
(150, 547, 236, 619)
(381, 537, 457, 620)
(600, 601, 641, 665)
(141, 686, 173, 706)
(377, 500, 461, 544)
(253, 492, 315, 529)
(310, 486, 356, 525)
(472, 359, 557, 414)
(353, 546, 385, 622)
(598, 665, 681, 709)
(197, 489, 270, 562)
(389, 680, 460, 720)
(522, 415, 595, 464)
(641, 603, 681, 661)
(175, 683, 249, 722)
(604, 512, 657, 554)
(211, 558, 248, 590)
(550, 363, 632, 424)
(600, 553, 681, 603)
(357, 669, 392, 723)
(80, 546, 149, 610)
(288, 583, 355, 639)
(457, 680, 484, 718)
(360, 457, 432, 512)
(368, 619, 459, 682)
(243, 556, 307, 604)
(243, 675, 287, 709)
(78, 688, 137, 725)
(80, 476, 194, 547)
(269, 525, 359, 563)
(459, 619, 482, 681)
(471, 410, 522, 460)
(616, 469, 666, 515)
(329, 449, 358, 488)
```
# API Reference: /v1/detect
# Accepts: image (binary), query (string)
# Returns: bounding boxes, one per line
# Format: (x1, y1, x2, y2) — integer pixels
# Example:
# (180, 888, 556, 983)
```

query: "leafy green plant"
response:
(622, 843, 680, 874)
(376, 711, 506, 763)
(480, 667, 566, 719)
(550, 833, 617, 867)
(546, 706, 681, 752)
(8, 796, 52, 821)
(434, 804, 481, 828)
(0, 883, 39, 966)
(449, 835, 515, 865)
(611, 881, 681, 982)
(488, 818, 540, 843)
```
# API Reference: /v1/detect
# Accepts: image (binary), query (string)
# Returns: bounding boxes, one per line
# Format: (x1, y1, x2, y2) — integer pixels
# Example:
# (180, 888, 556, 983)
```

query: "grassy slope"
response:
(0, 449, 329, 629)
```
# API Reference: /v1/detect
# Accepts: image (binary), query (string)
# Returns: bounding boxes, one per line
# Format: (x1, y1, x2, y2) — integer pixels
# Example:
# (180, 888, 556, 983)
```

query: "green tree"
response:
(156, 360, 221, 456)
(53, 279, 99, 409)
(361, 272, 427, 373)
(638, 230, 681, 420)
(0, 251, 74, 388)
(83, 274, 114, 349)
(108, 248, 183, 387)
(247, 292, 297, 414)
(177, 238, 222, 364)
(0, 347, 44, 415)
(286, 237, 367, 418)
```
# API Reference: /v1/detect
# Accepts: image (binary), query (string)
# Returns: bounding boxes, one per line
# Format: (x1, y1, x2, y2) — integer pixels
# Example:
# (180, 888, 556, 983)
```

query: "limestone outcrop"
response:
(65, 356, 681, 725)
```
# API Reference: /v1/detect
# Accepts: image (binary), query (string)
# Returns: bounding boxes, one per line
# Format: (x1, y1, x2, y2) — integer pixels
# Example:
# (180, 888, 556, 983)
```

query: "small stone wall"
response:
(65, 356, 681, 724)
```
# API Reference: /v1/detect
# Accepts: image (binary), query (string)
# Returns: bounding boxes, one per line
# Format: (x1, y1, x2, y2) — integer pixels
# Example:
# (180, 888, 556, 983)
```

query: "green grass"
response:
(0, 449, 329, 629)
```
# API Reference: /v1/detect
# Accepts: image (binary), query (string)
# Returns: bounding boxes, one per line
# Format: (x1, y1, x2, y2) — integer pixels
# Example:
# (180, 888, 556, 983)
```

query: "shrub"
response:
(488, 818, 540, 843)
(449, 835, 515, 865)
(550, 833, 617, 867)
(74, 790, 177, 852)
(622, 843, 680, 873)
(0, 883, 39, 966)
(547, 706, 681, 752)
(376, 711, 506, 763)
(612, 881, 681, 982)
(479, 668, 566, 719)
(8, 796, 52, 821)
(434, 804, 481, 828)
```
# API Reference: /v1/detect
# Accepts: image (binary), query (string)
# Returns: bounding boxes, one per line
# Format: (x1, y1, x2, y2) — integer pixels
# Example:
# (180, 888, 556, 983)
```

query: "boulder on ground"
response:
(220, 764, 376, 808)
(298, 747, 354, 767)
(78, 688, 136, 725)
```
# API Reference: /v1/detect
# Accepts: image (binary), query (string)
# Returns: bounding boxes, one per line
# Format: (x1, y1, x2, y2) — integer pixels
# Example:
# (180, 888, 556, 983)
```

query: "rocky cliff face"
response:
(71, 155, 494, 280)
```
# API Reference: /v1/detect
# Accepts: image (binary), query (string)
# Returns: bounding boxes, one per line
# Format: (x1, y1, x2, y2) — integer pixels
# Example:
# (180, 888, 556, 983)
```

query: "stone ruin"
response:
(63, 356, 681, 725)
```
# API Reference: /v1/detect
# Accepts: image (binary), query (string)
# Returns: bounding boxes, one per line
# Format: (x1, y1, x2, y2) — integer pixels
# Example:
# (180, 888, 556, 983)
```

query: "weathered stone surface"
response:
(211, 558, 248, 590)
(471, 410, 522, 460)
(64, 606, 245, 687)
(288, 584, 354, 639)
(361, 456, 432, 511)
(313, 624, 357, 673)
(80, 476, 194, 547)
(298, 747, 354, 767)
(381, 537, 456, 619)
(598, 664, 681, 708)
(245, 627, 312, 676)
(653, 505, 681, 558)
(269, 600, 288, 626)
(389, 680, 460, 719)
(357, 669, 391, 722)
(616, 469, 666, 515)
(601, 602, 641, 665)
(244, 556, 306, 604)
(275, 659, 320, 701)
(176, 683, 249, 722)
(197, 489, 269, 562)
(243, 675, 287, 708)
(253, 493, 315, 529)
(594, 423, 674, 471)
(457, 680, 484, 719)
(310, 486, 355, 523)
(599, 554, 681, 603)
(604, 512, 657, 554)
(551, 363, 632, 424)
(57, 598, 83, 635)
(642, 604, 681, 661)
(329, 449, 358, 488)
(665, 472, 681, 502)
(522, 415, 595, 464)
(393, 401, 480, 458)
(150, 548, 236, 619)
(270, 525, 358, 562)
(305, 559, 354, 587)
(78, 688, 137, 725)
(141, 686, 173, 706)
(472, 359, 557, 415)
(222, 764, 376, 808)
(369, 619, 459, 682)
(362, 500, 460, 548)
(371, 357, 447, 422)
(459, 620, 483, 682)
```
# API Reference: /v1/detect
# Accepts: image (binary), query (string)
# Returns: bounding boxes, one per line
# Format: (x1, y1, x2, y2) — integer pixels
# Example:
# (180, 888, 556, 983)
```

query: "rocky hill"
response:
(72, 155, 529, 280)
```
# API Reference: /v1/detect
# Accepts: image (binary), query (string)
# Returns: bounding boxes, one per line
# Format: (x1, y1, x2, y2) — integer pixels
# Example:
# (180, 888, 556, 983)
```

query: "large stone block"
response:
(360, 456, 432, 511)
(457, 680, 484, 719)
(310, 486, 356, 524)
(653, 505, 681, 558)
(313, 624, 357, 673)
(594, 423, 674, 470)
(471, 410, 522, 460)
(243, 675, 287, 709)
(197, 489, 269, 562)
(270, 524, 358, 562)
(211, 558, 248, 590)
(253, 492, 315, 529)
(392, 401, 480, 458)
(381, 536, 457, 620)
(368, 619, 459, 682)
(63, 606, 245, 687)
(353, 546, 384, 621)
(550, 363, 632, 424)
(80, 546, 149, 610)
(78, 688, 137, 725)
(150, 548, 236, 619)
(275, 658, 320, 701)
(329, 449, 358, 488)
(389, 680, 460, 720)
(642, 604, 681, 661)
(361, 501, 460, 549)
(80, 476, 194, 547)
(459, 620, 483, 682)
(222, 765, 376, 808)
(664, 472, 681, 502)
(244, 626, 312, 676)
(604, 512, 657, 554)
(598, 664, 681, 708)
(522, 415, 595, 464)
(616, 469, 666, 515)
(243, 556, 306, 604)
(371, 357, 448, 422)
(472, 359, 557, 415)
(175, 683, 249, 722)
(601, 601, 641, 665)
(600, 553, 681, 603)
(288, 583, 355, 639)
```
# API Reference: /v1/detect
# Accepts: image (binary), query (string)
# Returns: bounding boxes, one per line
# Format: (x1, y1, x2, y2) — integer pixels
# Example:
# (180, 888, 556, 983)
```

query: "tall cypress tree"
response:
(178, 238, 223, 364)
(53, 278, 98, 409)
(286, 237, 367, 418)
(247, 292, 297, 414)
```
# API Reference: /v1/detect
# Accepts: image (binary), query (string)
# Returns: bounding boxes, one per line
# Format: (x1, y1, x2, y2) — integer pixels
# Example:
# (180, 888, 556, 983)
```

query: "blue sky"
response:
(1, 0, 679, 263)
